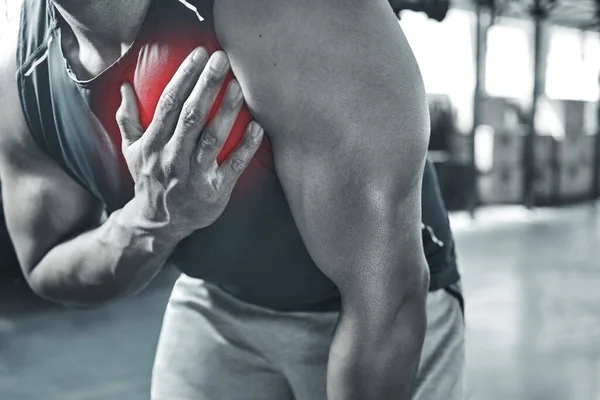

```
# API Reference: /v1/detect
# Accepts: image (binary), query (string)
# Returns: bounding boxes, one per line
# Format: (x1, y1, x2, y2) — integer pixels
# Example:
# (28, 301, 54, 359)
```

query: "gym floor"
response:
(0, 203, 599, 400)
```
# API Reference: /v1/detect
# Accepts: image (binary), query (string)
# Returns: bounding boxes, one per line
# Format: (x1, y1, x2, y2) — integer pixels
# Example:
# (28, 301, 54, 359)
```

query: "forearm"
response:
(327, 266, 429, 400)
(27, 200, 179, 306)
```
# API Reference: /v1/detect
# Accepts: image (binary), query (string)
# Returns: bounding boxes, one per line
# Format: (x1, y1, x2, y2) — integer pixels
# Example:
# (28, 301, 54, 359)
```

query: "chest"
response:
(46, 4, 275, 211)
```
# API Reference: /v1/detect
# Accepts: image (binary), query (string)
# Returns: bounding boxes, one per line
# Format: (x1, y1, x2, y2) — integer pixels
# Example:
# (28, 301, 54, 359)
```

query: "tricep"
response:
(212, 0, 430, 300)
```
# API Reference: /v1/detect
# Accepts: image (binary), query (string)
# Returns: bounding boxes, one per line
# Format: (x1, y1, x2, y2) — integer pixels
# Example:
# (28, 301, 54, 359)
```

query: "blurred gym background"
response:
(1, 0, 600, 399)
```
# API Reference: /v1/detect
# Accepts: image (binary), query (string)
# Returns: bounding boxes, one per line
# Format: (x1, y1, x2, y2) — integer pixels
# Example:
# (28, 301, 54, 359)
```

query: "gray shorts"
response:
(151, 275, 465, 400)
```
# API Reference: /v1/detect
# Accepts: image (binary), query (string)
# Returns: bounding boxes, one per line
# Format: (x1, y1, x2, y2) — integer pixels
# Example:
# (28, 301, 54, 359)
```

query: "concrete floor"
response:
(0, 203, 599, 400)
(455, 203, 600, 400)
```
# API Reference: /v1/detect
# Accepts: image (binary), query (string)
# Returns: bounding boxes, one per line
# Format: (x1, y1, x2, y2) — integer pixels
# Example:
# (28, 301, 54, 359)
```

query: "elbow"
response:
(22, 265, 57, 303)
(384, 267, 429, 346)
(27, 267, 123, 309)
(333, 268, 429, 382)
(367, 281, 429, 370)
(389, 259, 429, 340)
(359, 260, 430, 350)
(341, 262, 429, 345)
(329, 265, 429, 398)
(33, 283, 122, 309)
(398, 259, 430, 319)
(379, 255, 430, 327)
(394, 277, 428, 350)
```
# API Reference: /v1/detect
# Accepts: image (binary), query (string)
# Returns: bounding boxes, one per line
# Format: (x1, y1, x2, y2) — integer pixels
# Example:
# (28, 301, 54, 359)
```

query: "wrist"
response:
(108, 202, 184, 253)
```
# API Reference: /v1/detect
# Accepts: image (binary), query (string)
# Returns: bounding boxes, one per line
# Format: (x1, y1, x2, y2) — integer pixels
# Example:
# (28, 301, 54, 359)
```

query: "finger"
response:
(145, 47, 209, 147)
(194, 79, 243, 170)
(116, 83, 144, 151)
(216, 121, 264, 187)
(170, 51, 231, 152)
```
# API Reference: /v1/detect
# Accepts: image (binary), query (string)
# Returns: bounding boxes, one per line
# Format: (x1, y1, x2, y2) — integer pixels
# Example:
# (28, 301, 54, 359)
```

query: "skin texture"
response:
(0, 17, 262, 305)
(212, 0, 430, 398)
(0, 0, 431, 398)
(52, 0, 152, 79)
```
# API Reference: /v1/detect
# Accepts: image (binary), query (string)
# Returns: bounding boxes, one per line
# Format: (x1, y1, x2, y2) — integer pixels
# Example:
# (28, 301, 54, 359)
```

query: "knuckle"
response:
(200, 128, 220, 150)
(140, 138, 155, 156)
(160, 152, 173, 169)
(160, 160, 178, 181)
(115, 108, 128, 128)
(181, 104, 205, 128)
(160, 90, 181, 111)
(242, 133, 260, 151)
(203, 69, 223, 88)
(137, 168, 152, 183)
(161, 144, 178, 166)
(243, 135, 256, 149)
(210, 176, 224, 195)
(230, 157, 246, 173)
(115, 106, 126, 121)
(221, 96, 239, 113)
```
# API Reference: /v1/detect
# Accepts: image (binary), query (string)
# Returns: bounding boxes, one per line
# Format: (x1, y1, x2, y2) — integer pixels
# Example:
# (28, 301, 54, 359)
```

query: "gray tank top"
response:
(16, 0, 459, 311)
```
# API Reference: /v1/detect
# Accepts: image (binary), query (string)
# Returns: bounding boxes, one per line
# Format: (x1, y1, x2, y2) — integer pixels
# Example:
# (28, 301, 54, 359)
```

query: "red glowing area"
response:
(131, 37, 252, 166)
(88, 24, 269, 202)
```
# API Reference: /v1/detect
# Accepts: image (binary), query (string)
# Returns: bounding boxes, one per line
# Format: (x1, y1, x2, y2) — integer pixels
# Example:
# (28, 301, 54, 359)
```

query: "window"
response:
(400, 9, 476, 133)
(485, 20, 534, 100)
(546, 27, 599, 102)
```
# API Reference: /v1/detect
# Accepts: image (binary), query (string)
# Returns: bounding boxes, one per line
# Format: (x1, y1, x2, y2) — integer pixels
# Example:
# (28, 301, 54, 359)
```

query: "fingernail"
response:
(213, 52, 229, 71)
(192, 47, 207, 63)
(229, 80, 241, 99)
(251, 122, 263, 138)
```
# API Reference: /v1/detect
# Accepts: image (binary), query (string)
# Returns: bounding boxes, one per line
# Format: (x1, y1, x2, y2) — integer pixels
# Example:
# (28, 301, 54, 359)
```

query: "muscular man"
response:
(0, 0, 464, 399)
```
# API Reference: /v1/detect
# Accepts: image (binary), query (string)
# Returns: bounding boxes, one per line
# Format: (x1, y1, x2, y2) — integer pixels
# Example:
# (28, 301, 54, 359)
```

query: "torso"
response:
(14, 0, 459, 311)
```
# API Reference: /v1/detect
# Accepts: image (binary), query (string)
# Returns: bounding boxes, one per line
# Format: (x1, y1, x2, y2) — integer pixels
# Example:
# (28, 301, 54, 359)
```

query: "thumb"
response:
(116, 83, 143, 150)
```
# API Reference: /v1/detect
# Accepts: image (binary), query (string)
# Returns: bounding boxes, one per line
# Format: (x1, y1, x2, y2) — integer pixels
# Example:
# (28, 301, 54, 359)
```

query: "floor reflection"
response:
(455, 203, 600, 400)
(0, 203, 598, 399)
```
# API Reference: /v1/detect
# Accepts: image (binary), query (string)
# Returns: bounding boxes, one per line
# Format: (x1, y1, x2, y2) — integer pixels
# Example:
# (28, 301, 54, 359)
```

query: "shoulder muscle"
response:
(212, 0, 430, 293)
(213, 0, 429, 182)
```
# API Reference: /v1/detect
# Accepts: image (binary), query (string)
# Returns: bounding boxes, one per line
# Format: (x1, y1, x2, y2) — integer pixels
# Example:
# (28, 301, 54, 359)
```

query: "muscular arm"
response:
(214, 0, 430, 398)
(0, 23, 174, 306)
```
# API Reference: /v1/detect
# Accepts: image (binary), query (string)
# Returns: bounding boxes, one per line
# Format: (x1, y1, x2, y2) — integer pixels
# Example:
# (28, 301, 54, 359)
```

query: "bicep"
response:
(0, 94, 102, 276)
(0, 152, 103, 275)
(214, 0, 430, 298)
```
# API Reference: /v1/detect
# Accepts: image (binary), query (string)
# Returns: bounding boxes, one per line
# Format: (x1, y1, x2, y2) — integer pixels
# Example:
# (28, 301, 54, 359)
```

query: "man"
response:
(0, 0, 464, 399)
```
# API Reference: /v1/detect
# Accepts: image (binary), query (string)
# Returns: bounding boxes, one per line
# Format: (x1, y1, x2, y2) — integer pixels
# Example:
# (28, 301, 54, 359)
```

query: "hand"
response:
(115, 47, 264, 241)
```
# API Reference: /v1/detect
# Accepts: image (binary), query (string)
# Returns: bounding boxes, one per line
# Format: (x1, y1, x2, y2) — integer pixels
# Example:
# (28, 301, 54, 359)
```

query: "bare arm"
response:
(0, 143, 175, 306)
(0, 23, 175, 305)
(214, 0, 430, 398)
(0, 102, 173, 306)
(0, 24, 261, 306)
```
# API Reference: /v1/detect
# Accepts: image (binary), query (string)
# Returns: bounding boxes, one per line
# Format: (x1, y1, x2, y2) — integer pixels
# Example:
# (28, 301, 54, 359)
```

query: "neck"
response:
(53, 0, 152, 47)
(52, 0, 152, 79)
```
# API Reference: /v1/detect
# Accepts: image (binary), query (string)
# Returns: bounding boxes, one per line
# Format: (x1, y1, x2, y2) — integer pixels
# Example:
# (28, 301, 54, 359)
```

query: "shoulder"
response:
(212, 0, 429, 161)
(212, 0, 427, 118)
(0, 17, 23, 133)
(0, 13, 37, 165)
